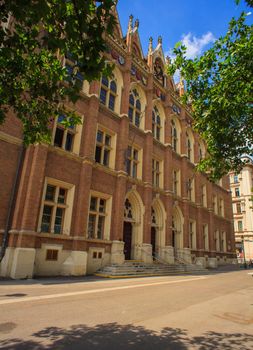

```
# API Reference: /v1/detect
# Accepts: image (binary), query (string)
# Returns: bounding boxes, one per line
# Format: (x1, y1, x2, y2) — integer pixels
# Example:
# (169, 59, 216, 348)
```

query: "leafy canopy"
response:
(168, 4, 253, 180)
(0, 0, 116, 144)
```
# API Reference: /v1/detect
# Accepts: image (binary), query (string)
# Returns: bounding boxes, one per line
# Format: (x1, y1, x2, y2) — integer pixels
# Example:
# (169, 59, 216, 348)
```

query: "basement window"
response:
(46, 249, 58, 261)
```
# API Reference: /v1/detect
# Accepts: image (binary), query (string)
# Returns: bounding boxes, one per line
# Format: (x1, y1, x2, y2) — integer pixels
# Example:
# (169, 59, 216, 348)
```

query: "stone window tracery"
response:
(124, 199, 134, 220)
(100, 74, 117, 111)
(152, 106, 161, 141)
(128, 89, 141, 128)
(151, 207, 156, 225)
(171, 120, 178, 152)
(186, 132, 192, 161)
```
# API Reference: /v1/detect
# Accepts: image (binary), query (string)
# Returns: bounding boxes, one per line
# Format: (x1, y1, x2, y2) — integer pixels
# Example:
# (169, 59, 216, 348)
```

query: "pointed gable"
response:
(111, 6, 123, 39)
(131, 19, 144, 59)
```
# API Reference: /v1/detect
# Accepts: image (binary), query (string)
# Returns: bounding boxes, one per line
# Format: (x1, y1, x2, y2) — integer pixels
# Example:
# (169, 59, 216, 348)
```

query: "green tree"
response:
(168, 2, 253, 180)
(0, 0, 116, 144)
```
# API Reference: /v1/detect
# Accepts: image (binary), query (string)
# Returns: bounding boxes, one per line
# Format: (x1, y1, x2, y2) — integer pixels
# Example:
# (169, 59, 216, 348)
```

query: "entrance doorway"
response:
(123, 222, 132, 260)
(151, 227, 156, 258)
(172, 229, 176, 254)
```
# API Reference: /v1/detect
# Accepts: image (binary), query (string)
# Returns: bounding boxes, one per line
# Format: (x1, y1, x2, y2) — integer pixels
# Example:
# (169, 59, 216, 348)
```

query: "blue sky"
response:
(117, 0, 252, 59)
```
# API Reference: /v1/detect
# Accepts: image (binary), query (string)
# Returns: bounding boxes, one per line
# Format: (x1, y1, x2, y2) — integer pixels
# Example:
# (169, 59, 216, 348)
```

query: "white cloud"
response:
(181, 32, 216, 59)
(165, 31, 216, 83)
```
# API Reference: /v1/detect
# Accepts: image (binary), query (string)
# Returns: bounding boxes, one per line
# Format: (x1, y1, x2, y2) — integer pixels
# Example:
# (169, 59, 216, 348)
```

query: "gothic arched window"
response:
(171, 120, 178, 152)
(152, 106, 161, 141)
(124, 199, 133, 220)
(128, 89, 141, 128)
(186, 132, 192, 161)
(151, 207, 156, 225)
(100, 75, 117, 111)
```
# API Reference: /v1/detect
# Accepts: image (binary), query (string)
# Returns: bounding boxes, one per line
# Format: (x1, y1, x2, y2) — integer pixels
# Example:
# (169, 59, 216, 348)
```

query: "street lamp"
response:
(241, 235, 247, 269)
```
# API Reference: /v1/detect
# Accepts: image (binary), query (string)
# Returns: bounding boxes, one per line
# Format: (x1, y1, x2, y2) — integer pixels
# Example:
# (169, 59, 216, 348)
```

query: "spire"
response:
(134, 19, 139, 29)
(126, 14, 133, 50)
(158, 36, 162, 45)
(148, 37, 153, 55)
(147, 37, 153, 69)
(128, 14, 133, 34)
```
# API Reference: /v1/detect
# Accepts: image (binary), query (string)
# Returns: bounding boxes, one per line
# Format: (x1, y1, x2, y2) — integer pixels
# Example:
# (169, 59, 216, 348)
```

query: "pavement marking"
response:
(0, 276, 207, 305)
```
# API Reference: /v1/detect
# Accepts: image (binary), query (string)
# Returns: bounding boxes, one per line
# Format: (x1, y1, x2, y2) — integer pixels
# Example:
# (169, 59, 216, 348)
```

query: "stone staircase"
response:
(94, 260, 208, 278)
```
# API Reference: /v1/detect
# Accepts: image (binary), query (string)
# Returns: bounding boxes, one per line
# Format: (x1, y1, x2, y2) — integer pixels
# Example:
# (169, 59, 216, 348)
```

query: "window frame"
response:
(189, 221, 196, 249)
(99, 75, 117, 112)
(152, 158, 162, 188)
(128, 89, 142, 128)
(53, 115, 77, 152)
(171, 120, 178, 152)
(126, 145, 140, 179)
(201, 185, 207, 207)
(173, 169, 180, 196)
(235, 187, 240, 197)
(238, 220, 243, 232)
(87, 192, 112, 240)
(95, 129, 112, 167)
(38, 178, 75, 235)
(152, 107, 162, 142)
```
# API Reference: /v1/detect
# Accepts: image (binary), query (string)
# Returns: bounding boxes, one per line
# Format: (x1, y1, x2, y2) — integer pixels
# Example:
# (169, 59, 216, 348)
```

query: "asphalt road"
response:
(0, 270, 252, 349)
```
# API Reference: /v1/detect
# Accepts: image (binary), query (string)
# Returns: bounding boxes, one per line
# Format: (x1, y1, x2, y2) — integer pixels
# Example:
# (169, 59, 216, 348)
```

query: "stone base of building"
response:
(0, 247, 36, 279)
(0, 246, 237, 279)
(176, 248, 192, 264)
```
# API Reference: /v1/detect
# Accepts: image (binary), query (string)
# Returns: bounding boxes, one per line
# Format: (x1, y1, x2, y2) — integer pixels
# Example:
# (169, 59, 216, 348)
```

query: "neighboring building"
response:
(230, 155, 253, 262)
(0, 9, 236, 279)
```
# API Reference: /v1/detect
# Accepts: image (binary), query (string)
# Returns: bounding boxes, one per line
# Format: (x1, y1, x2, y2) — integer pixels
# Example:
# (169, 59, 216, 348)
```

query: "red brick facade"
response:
(0, 10, 236, 278)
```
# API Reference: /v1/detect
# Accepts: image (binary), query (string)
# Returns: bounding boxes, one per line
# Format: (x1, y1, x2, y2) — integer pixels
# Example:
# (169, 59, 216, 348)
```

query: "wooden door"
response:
(123, 222, 132, 260)
(151, 227, 156, 258)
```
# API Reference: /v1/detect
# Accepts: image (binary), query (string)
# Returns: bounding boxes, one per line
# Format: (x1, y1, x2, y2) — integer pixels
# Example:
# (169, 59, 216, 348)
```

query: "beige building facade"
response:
(230, 155, 253, 262)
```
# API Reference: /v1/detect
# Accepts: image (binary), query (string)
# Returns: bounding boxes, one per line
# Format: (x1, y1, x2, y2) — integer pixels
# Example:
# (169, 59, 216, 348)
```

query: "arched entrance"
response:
(123, 191, 144, 260)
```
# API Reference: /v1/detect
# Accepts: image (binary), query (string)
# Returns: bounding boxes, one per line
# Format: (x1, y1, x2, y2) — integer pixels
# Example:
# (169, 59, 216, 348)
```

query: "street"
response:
(0, 270, 252, 349)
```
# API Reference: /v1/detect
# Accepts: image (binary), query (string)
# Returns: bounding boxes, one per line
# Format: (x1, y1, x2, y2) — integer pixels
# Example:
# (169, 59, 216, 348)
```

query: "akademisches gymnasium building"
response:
(0, 9, 236, 278)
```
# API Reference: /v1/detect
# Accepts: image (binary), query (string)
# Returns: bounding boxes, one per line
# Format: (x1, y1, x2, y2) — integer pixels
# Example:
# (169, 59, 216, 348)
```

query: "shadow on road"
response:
(0, 323, 252, 350)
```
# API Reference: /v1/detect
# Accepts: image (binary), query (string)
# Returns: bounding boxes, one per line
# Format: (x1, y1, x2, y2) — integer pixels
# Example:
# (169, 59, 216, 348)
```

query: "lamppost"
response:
(241, 235, 247, 269)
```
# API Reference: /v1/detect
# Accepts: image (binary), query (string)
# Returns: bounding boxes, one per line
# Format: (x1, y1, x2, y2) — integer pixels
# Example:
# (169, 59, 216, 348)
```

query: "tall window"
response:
(186, 132, 192, 161)
(235, 188, 240, 197)
(88, 197, 107, 239)
(203, 224, 209, 250)
(215, 230, 220, 251)
(99, 75, 117, 111)
(152, 159, 161, 187)
(152, 106, 161, 141)
(128, 89, 141, 127)
(189, 221, 196, 249)
(220, 232, 226, 252)
(171, 120, 178, 152)
(126, 146, 139, 178)
(236, 202, 242, 213)
(187, 178, 194, 201)
(53, 115, 76, 152)
(173, 170, 180, 195)
(198, 143, 203, 161)
(201, 185, 207, 207)
(218, 198, 224, 217)
(213, 195, 218, 214)
(238, 220, 243, 231)
(95, 130, 112, 167)
(64, 53, 84, 89)
(40, 184, 68, 234)
(234, 174, 239, 183)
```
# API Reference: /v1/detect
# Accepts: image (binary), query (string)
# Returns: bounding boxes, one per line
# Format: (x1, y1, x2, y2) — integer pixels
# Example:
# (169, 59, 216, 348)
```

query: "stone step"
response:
(94, 260, 208, 278)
